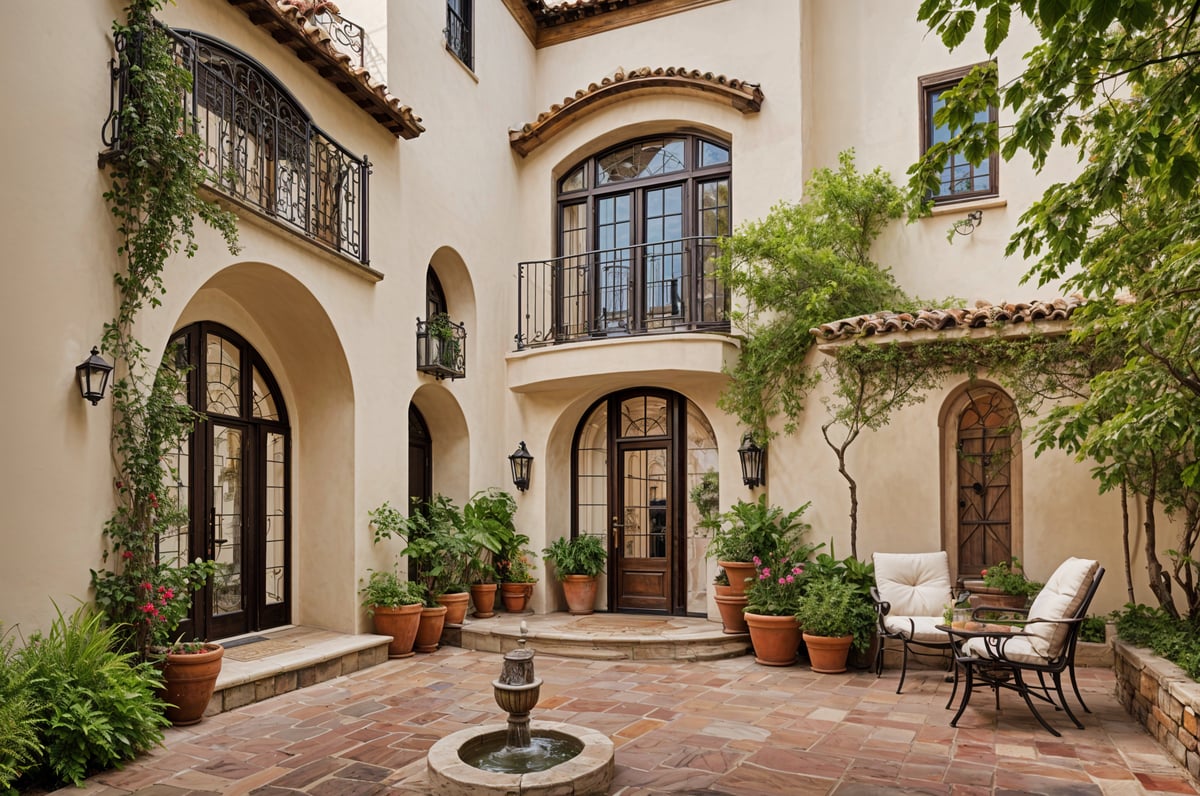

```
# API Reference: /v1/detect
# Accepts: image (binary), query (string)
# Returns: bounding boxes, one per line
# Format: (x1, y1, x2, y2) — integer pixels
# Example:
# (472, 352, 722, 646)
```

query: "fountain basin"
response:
(427, 721, 614, 795)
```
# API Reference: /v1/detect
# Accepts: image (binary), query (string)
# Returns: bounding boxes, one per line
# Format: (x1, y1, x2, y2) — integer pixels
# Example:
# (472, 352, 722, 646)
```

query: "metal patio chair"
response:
(871, 551, 956, 693)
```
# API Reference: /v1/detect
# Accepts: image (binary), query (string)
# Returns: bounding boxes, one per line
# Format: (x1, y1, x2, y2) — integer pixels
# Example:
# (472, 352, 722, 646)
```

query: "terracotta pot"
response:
(714, 593, 749, 634)
(713, 583, 733, 598)
(501, 582, 534, 613)
(436, 591, 470, 625)
(718, 561, 757, 597)
(415, 605, 448, 653)
(744, 613, 800, 666)
(161, 643, 224, 726)
(470, 583, 498, 618)
(560, 574, 599, 615)
(964, 581, 1029, 611)
(372, 603, 422, 658)
(803, 632, 854, 674)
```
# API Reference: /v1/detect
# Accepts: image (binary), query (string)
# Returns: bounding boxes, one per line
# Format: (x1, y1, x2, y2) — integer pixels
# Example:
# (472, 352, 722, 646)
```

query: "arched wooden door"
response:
(953, 387, 1019, 581)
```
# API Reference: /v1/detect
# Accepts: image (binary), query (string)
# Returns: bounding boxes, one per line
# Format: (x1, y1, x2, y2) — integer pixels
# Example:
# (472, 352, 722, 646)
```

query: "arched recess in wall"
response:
(174, 261, 356, 634)
(423, 246, 478, 379)
(410, 383, 470, 505)
(938, 381, 1024, 585)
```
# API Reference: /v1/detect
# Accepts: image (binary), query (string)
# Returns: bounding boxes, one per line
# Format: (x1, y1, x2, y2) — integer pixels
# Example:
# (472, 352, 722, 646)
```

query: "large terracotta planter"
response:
(963, 580, 1030, 611)
(501, 582, 534, 613)
(714, 593, 749, 634)
(470, 583, 498, 618)
(560, 574, 599, 615)
(436, 591, 470, 625)
(744, 613, 800, 666)
(719, 561, 757, 597)
(803, 632, 853, 674)
(161, 643, 224, 726)
(415, 605, 448, 653)
(372, 603, 422, 658)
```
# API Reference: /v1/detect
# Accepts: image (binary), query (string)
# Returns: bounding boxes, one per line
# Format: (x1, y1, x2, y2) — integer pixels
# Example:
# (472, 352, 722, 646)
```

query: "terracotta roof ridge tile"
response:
(810, 296, 1086, 342)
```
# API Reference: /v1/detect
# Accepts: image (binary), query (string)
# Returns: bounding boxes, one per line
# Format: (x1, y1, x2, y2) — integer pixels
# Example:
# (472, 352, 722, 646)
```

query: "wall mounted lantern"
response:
(952, 209, 984, 237)
(508, 441, 533, 492)
(76, 346, 114, 406)
(738, 433, 766, 488)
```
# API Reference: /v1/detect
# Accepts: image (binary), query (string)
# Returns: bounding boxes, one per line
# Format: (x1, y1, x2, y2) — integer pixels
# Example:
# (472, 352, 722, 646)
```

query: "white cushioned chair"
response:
(952, 558, 1104, 736)
(871, 551, 955, 693)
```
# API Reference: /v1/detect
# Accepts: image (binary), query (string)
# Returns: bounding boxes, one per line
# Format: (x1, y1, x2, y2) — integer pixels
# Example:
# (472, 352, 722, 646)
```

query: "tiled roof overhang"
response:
(510, 66, 763, 156)
(225, 0, 424, 139)
(503, 0, 726, 47)
(810, 296, 1084, 353)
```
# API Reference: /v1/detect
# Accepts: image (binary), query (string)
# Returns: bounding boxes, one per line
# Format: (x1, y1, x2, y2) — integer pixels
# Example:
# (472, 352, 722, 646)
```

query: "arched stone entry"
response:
(574, 388, 717, 614)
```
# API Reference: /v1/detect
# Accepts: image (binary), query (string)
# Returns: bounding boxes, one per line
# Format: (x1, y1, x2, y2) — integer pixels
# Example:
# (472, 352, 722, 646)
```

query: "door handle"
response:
(610, 516, 624, 548)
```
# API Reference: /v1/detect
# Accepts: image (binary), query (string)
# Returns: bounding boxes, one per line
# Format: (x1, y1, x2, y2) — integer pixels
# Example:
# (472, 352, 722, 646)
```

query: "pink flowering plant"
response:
(744, 553, 809, 616)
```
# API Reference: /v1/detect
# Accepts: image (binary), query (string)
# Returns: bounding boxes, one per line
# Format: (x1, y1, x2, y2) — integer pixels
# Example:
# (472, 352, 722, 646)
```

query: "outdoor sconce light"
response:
(952, 209, 984, 237)
(508, 441, 533, 492)
(76, 346, 114, 406)
(738, 433, 766, 488)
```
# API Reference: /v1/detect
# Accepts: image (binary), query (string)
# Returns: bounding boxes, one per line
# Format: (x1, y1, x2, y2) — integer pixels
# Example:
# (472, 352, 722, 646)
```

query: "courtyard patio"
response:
(56, 629, 1198, 796)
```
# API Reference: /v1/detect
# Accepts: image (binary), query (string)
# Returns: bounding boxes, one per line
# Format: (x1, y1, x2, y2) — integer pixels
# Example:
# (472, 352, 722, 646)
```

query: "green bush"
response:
(1079, 615, 1107, 644)
(1116, 604, 1200, 680)
(542, 534, 607, 579)
(0, 626, 40, 792)
(13, 604, 168, 789)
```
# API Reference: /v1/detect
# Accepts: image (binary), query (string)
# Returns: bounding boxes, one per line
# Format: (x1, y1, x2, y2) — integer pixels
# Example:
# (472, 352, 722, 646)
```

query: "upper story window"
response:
(417, 266, 466, 380)
(515, 133, 731, 349)
(446, 0, 473, 70)
(920, 65, 998, 203)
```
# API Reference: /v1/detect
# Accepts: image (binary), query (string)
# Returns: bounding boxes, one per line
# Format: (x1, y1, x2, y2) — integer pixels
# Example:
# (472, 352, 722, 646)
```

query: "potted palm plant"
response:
(542, 534, 607, 615)
(795, 575, 877, 674)
(461, 489, 521, 618)
(706, 496, 810, 596)
(359, 570, 425, 658)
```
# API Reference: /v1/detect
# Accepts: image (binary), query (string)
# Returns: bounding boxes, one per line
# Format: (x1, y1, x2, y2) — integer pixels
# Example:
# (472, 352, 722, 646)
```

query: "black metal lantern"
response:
(76, 346, 114, 406)
(738, 433, 766, 488)
(508, 441, 533, 492)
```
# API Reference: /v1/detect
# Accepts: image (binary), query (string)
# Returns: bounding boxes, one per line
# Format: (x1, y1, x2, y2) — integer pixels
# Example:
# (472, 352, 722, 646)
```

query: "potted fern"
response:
(795, 575, 876, 674)
(359, 570, 424, 658)
(542, 534, 607, 615)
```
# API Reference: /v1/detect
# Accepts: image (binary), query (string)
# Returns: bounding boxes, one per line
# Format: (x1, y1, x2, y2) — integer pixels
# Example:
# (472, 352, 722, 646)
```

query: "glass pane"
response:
(212, 425, 243, 616)
(699, 140, 730, 167)
(159, 437, 190, 569)
(621, 448, 668, 559)
(597, 138, 686, 185)
(620, 396, 668, 438)
(206, 334, 240, 416)
(560, 165, 585, 193)
(685, 401, 719, 614)
(597, 195, 632, 331)
(575, 403, 608, 538)
(251, 367, 279, 421)
(265, 432, 286, 605)
(559, 203, 589, 339)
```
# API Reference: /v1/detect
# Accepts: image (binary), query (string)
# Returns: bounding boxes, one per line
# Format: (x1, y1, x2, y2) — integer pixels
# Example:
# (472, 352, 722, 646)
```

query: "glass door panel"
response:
(615, 444, 671, 612)
(211, 424, 246, 632)
(595, 193, 632, 332)
(643, 184, 684, 329)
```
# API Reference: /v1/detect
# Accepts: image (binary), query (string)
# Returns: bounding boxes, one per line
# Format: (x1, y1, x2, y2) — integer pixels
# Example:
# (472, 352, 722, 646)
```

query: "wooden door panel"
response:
(615, 445, 670, 612)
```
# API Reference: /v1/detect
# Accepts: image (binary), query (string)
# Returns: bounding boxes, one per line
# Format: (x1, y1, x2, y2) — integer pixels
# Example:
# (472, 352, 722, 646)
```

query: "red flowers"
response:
(121, 550, 134, 560)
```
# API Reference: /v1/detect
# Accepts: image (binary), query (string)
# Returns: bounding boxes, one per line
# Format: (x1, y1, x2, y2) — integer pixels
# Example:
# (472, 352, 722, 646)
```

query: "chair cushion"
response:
(882, 614, 950, 643)
(873, 552, 952, 618)
(963, 634, 1045, 665)
(1024, 557, 1099, 657)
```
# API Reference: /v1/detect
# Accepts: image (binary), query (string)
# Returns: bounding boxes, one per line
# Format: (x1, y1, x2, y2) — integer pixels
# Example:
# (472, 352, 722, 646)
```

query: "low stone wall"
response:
(1113, 639, 1200, 780)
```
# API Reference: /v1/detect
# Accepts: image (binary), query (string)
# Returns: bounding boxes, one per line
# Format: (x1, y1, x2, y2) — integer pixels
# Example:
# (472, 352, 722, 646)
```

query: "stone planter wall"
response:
(1113, 639, 1200, 780)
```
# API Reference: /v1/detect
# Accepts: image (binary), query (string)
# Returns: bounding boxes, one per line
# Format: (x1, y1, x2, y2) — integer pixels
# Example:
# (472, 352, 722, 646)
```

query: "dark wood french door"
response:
(613, 442, 672, 611)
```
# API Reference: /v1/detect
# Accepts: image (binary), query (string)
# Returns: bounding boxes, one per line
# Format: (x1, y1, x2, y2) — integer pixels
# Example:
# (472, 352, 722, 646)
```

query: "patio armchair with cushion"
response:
(947, 557, 1103, 737)
(871, 551, 956, 693)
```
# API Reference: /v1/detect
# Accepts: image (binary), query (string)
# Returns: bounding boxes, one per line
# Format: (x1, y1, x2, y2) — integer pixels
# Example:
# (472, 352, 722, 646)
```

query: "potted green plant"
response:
(742, 553, 808, 665)
(542, 534, 607, 615)
(359, 570, 425, 658)
(427, 312, 461, 369)
(498, 552, 537, 613)
(795, 575, 877, 674)
(461, 489, 521, 618)
(706, 495, 811, 596)
(964, 557, 1043, 611)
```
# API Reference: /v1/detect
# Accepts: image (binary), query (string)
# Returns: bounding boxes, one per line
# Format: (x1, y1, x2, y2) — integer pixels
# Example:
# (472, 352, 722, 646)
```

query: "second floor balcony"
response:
(102, 25, 371, 266)
(417, 314, 467, 380)
(516, 236, 729, 350)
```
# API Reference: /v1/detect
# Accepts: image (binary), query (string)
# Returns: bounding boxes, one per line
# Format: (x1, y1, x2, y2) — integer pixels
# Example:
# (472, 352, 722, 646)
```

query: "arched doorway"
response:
(574, 389, 718, 614)
(165, 322, 291, 639)
(943, 384, 1022, 583)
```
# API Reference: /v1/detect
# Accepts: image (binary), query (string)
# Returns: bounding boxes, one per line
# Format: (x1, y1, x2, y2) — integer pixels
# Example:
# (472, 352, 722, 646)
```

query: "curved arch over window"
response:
(166, 322, 291, 639)
(573, 389, 718, 614)
(547, 133, 730, 344)
(941, 383, 1022, 583)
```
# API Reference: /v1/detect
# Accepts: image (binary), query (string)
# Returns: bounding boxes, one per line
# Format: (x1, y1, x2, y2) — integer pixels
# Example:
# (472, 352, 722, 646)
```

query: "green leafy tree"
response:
(717, 150, 910, 439)
(912, 0, 1200, 618)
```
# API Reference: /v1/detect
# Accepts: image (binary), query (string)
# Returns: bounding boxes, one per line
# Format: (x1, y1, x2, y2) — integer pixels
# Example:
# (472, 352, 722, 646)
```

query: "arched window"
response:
(553, 134, 731, 341)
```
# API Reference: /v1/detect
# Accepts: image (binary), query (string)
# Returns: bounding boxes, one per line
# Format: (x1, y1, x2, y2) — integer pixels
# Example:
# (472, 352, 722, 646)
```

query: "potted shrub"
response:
(742, 553, 808, 665)
(498, 552, 537, 613)
(964, 557, 1043, 611)
(795, 575, 877, 674)
(428, 312, 461, 369)
(542, 534, 607, 615)
(462, 489, 521, 618)
(706, 495, 811, 596)
(359, 570, 424, 658)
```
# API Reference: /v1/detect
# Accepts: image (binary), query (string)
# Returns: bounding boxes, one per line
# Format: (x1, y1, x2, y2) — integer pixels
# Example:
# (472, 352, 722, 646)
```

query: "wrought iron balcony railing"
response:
(417, 315, 467, 380)
(445, 5, 472, 69)
(516, 236, 730, 350)
(305, 7, 367, 69)
(102, 26, 371, 265)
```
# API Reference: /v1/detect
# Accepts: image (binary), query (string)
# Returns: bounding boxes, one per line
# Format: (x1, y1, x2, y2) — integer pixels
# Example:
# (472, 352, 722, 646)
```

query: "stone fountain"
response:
(427, 622, 614, 794)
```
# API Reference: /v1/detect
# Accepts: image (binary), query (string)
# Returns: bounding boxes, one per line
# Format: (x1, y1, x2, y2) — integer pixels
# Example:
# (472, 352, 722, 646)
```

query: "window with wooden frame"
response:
(920, 64, 998, 203)
(446, 0, 473, 70)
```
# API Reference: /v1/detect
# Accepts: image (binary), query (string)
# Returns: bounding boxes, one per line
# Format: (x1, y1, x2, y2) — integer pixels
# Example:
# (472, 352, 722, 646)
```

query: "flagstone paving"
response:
(58, 646, 1199, 795)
